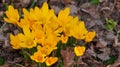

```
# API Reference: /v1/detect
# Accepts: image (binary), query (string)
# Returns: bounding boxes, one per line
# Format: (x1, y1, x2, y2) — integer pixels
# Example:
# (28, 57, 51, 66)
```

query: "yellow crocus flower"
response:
(58, 7, 71, 22)
(45, 57, 58, 66)
(42, 34, 59, 48)
(34, 29, 44, 44)
(4, 5, 19, 24)
(58, 7, 73, 35)
(74, 46, 86, 56)
(58, 7, 73, 25)
(30, 51, 46, 63)
(10, 34, 21, 49)
(70, 21, 88, 39)
(18, 26, 36, 48)
(85, 31, 96, 42)
(61, 35, 68, 44)
(17, 18, 30, 28)
(37, 46, 56, 56)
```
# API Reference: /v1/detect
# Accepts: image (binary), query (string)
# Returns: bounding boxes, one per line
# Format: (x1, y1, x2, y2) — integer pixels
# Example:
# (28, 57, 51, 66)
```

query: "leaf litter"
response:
(0, 0, 120, 67)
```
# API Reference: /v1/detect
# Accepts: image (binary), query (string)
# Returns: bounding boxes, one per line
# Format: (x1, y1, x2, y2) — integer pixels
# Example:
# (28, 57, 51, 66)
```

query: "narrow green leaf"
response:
(29, 0, 37, 8)
(0, 56, 6, 66)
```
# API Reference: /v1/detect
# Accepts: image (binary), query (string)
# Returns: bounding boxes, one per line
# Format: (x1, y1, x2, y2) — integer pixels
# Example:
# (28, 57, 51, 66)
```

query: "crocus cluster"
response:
(4, 2, 96, 66)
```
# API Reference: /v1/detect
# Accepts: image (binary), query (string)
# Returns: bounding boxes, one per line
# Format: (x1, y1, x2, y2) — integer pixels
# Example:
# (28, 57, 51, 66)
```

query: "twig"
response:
(0, 23, 6, 32)
(111, 0, 117, 12)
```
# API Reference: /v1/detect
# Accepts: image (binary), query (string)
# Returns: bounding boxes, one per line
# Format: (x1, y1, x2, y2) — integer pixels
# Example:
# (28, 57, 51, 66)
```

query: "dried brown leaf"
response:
(96, 39, 108, 48)
(61, 0, 75, 5)
(97, 48, 110, 61)
(60, 47, 75, 67)
(76, 57, 87, 67)
(0, 32, 10, 48)
(113, 36, 120, 47)
(80, 3, 100, 19)
(82, 57, 103, 67)
(107, 47, 120, 67)
(68, 5, 78, 15)
(50, 6, 60, 14)
(49, 0, 61, 4)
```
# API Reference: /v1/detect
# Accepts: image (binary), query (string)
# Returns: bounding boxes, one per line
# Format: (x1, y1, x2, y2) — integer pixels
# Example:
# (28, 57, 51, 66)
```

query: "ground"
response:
(0, 0, 120, 67)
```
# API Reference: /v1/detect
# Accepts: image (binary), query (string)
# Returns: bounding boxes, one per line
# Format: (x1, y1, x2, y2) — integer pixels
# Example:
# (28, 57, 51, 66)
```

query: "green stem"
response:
(37, 63, 46, 67)
(74, 56, 79, 61)
(22, 49, 31, 59)
(29, 0, 37, 8)
(37, 63, 41, 67)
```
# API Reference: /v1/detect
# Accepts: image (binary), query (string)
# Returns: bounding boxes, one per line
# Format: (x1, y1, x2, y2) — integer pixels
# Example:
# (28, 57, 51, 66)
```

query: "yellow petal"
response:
(85, 31, 96, 42)
(30, 51, 46, 63)
(45, 57, 58, 66)
(15, 9, 20, 20)
(19, 40, 36, 48)
(4, 5, 19, 24)
(74, 46, 86, 56)
(37, 46, 54, 56)
(10, 34, 21, 49)
(61, 35, 68, 44)
(22, 26, 31, 36)
(63, 7, 70, 16)
(58, 7, 70, 18)
(41, 2, 49, 15)
(4, 18, 11, 23)
(23, 8, 30, 19)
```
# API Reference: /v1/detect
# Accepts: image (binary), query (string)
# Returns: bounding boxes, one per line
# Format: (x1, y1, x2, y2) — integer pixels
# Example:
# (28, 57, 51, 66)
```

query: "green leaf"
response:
(59, 59, 64, 67)
(105, 18, 117, 31)
(117, 30, 120, 36)
(29, 0, 37, 9)
(0, 56, 6, 66)
(66, 37, 76, 47)
(73, 64, 77, 67)
(28, 47, 37, 55)
(37, 63, 46, 67)
(103, 55, 117, 65)
(22, 50, 30, 59)
(90, 0, 99, 4)
(56, 41, 63, 57)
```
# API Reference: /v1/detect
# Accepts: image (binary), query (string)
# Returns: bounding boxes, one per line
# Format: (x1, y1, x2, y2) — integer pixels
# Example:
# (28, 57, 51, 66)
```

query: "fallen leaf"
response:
(113, 36, 120, 47)
(76, 57, 87, 67)
(49, 0, 61, 4)
(107, 47, 120, 67)
(80, 3, 100, 19)
(96, 38, 108, 48)
(0, 62, 9, 67)
(61, 0, 75, 5)
(50, 5, 60, 14)
(106, 31, 115, 40)
(82, 56, 103, 67)
(0, 32, 10, 48)
(60, 47, 75, 67)
(115, 0, 120, 12)
(12, 0, 31, 8)
(85, 45, 96, 57)
(68, 5, 78, 15)
(97, 47, 110, 61)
